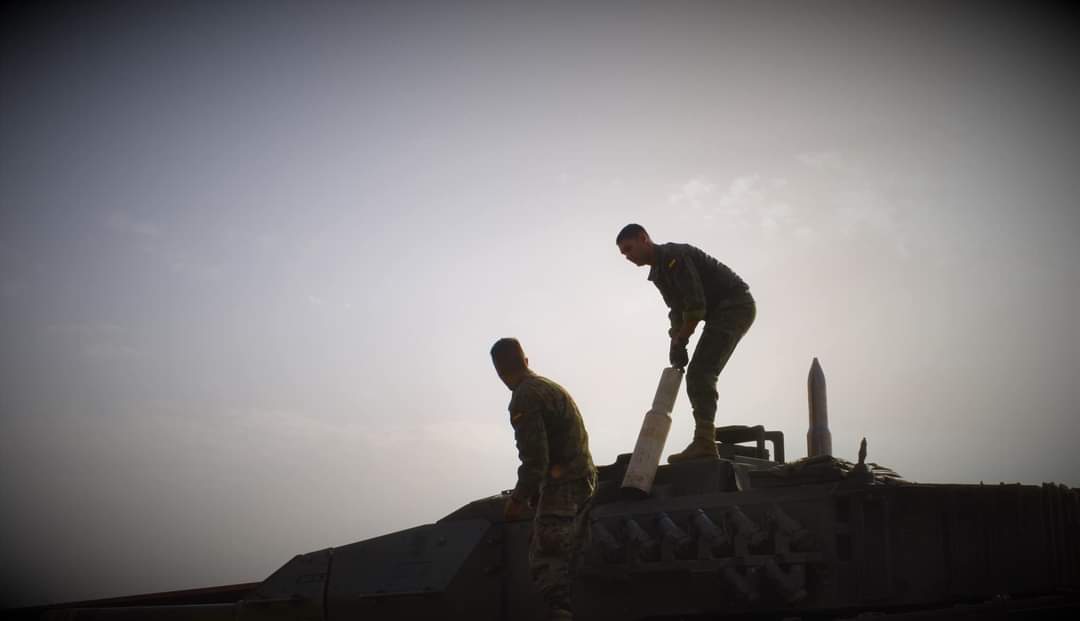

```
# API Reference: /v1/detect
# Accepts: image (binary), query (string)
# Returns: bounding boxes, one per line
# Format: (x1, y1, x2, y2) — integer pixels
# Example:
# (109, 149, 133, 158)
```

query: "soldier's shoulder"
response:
(535, 374, 573, 396)
(668, 241, 708, 256)
(510, 375, 545, 406)
(530, 375, 575, 403)
(516, 375, 546, 400)
(659, 242, 695, 270)
(674, 242, 719, 265)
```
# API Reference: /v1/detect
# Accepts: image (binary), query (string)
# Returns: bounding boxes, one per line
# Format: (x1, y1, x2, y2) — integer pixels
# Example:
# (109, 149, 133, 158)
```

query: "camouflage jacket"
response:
(508, 372, 596, 514)
(648, 242, 751, 332)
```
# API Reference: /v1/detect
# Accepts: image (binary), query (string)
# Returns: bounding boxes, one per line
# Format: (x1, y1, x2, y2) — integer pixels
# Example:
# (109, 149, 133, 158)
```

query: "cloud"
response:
(700, 174, 798, 236)
(669, 154, 912, 257)
(715, 175, 761, 214)
(667, 177, 715, 210)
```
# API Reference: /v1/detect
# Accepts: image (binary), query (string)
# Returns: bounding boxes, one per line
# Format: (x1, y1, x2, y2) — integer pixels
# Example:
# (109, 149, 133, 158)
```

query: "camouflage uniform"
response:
(509, 372, 597, 617)
(648, 242, 756, 425)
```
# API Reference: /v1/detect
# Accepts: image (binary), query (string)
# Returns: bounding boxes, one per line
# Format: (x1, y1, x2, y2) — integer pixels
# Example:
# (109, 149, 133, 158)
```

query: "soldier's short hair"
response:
(491, 337, 527, 373)
(616, 223, 648, 244)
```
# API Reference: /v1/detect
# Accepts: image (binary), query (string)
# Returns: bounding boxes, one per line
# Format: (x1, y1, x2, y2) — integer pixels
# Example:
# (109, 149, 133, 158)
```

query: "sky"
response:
(2, 0, 1078, 609)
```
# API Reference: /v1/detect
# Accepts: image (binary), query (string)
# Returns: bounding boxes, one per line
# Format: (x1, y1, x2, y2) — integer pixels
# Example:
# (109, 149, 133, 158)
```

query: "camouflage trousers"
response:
(687, 293, 756, 425)
(530, 475, 596, 614)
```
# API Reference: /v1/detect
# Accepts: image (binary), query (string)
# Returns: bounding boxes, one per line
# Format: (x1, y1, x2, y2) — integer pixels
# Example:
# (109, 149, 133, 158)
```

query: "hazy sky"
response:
(2, 0, 1078, 608)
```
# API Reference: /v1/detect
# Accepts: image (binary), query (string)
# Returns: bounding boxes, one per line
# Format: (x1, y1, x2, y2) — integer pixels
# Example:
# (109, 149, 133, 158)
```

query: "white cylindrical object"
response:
(622, 367, 684, 497)
(621, 409, 673, 497)
(650, 367, 684, 413)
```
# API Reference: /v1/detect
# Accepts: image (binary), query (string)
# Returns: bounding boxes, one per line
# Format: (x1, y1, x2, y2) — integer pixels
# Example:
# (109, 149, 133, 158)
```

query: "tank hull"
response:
(15, 459, 1080, 620)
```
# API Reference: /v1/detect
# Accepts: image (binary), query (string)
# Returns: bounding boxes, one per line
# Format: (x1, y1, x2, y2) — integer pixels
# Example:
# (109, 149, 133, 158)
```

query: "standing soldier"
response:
(491, 337, 597, 621)
(615, 223, 756, 463)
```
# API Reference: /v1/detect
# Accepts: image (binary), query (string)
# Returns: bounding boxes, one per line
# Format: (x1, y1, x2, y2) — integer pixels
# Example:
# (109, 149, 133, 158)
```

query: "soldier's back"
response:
(512, 374, 594, 481)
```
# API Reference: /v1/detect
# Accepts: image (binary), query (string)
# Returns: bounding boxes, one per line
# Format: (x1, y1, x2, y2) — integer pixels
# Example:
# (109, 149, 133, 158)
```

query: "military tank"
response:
(13, 364, 1080, 620)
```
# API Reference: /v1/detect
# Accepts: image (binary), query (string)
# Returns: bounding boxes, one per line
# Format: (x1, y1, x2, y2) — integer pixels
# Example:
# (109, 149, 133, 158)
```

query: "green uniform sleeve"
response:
(667, 308, 681, 336)
(669, 254, 707, 323)
(510, 406, 549, 504)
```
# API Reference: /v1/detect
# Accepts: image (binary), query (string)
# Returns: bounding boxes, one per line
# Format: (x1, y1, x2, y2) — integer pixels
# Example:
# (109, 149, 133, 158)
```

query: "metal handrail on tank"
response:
(715, 424, 785, 463)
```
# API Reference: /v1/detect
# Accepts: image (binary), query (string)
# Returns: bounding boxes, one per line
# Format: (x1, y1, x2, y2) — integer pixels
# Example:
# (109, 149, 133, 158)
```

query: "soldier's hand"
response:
(504, 496, 528, 521)
(669, 339, 689, 369)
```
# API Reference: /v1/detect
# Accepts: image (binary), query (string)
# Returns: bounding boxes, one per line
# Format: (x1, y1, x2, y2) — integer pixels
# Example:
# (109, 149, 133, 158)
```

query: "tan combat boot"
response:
(667, 422, 719, 463)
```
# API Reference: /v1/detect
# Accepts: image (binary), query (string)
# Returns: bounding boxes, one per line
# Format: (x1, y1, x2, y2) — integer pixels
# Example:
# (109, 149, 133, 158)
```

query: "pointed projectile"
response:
(807, 357, 832, 457)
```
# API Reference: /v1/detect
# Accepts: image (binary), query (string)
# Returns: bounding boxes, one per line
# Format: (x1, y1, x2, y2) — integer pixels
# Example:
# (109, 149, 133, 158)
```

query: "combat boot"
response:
(667, 423, 719, 464)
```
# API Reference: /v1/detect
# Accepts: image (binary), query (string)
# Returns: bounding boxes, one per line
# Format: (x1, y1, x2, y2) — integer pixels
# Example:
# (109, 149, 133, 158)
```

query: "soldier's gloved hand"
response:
(669, 339, 689, 369)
